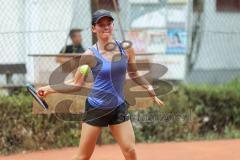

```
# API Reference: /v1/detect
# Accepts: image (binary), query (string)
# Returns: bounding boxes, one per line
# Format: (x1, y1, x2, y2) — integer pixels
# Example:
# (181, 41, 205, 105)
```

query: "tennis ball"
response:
(79, 65, 89, 75)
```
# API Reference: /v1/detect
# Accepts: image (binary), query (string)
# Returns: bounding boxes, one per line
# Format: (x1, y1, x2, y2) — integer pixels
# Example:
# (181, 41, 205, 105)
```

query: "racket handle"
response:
(38, 90, 44, 97)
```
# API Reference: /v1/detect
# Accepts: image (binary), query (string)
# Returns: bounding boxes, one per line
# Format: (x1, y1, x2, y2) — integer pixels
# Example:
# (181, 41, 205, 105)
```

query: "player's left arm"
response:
(126, 47, 164, 107)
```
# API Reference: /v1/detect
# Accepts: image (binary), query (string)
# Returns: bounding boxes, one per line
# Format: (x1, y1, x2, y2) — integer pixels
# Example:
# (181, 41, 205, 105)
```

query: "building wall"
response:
(0, 0, 26, 85)
(0, 0, 92, 85)
(186, 0, 240, 84)
(196, 0, 240, 69)
(0, 0, 25, 64)
(25, 0, 92, 84)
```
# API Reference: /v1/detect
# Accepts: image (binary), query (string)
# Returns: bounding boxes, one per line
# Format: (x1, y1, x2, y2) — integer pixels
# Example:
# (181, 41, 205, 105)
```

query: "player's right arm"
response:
(37, 49, 94, 97)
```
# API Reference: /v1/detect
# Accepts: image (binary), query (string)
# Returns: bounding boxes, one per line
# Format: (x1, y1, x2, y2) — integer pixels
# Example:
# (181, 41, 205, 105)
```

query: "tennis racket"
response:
(26, 84, 48, 110)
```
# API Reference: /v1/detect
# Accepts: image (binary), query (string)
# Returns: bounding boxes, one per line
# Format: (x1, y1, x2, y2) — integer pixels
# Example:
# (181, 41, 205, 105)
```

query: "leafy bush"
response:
(1, 79, 240, 155)
(0, 91, 80, 155)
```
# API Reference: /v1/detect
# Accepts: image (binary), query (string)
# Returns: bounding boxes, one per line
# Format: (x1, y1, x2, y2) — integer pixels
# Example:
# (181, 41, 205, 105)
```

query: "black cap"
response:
(92, 9, 114, 25)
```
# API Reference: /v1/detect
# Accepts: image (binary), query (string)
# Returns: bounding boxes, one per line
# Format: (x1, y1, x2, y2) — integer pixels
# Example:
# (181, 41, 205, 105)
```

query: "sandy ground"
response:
(1, 139, 240, 160)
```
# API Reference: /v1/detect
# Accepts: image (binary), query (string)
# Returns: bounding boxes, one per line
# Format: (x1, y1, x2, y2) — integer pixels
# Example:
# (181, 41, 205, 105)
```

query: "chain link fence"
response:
(0, 0, 240, 86)
(1, 0, 240, 154)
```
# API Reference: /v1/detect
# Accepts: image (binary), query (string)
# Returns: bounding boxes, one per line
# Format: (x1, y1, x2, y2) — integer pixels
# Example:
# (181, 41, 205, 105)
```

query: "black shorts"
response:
(82, 98, 130, 127)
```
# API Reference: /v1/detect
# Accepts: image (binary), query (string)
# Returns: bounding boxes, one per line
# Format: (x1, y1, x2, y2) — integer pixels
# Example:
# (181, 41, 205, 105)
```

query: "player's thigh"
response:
(109, 120, 136, 149)
(78, 122, 102, 155)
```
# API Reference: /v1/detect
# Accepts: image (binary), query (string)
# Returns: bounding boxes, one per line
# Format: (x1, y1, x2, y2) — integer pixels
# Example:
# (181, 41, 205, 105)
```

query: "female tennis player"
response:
(37, 9, 164, 160)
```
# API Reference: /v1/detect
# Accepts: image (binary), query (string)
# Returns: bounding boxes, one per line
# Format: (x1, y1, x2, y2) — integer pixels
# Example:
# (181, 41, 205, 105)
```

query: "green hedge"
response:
(1, 79, 240, 155)
(0, 92, 81, 155)
(131, 79, 240, 142)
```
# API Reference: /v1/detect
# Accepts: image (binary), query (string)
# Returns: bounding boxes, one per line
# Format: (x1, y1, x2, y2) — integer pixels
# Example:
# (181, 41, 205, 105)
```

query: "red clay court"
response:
(1, 139, 239, 160)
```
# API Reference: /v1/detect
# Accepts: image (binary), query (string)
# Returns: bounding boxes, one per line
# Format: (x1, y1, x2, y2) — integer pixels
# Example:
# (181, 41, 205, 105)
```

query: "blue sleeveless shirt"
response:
(87, 40, 128, 109)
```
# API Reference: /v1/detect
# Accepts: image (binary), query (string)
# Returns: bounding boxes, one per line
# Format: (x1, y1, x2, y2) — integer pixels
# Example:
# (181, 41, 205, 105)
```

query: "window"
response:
(98, 0, 119, 11)
(216, 0, 240, 12)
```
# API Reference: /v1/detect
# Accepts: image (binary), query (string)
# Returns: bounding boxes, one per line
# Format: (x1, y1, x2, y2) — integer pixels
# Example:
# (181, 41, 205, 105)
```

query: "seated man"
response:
(56, 29, 85, 75)
(60, 29, 85, 54)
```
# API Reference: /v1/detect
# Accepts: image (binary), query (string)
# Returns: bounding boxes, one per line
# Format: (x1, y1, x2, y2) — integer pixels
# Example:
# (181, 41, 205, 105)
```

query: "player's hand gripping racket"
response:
(26, 84, 48, 110)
